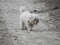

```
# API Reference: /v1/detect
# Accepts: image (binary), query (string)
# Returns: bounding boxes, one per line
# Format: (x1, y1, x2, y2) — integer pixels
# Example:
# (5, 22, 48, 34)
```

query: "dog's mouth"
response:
(28, 20, 39, 27)
(28, 21, 34, 27)
(29, 23, 34, 27)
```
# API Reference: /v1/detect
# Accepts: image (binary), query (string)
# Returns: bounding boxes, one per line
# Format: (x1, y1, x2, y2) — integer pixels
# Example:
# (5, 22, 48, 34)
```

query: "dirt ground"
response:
(0, 0, 60, 45)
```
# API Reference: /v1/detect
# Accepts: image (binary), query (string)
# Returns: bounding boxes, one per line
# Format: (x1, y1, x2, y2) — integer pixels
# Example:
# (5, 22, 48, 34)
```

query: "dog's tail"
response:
(19, 6, 27, 13)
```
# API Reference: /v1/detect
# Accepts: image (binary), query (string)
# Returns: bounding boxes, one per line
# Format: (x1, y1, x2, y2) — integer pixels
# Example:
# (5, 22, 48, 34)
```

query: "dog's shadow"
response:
(21, 29, 49, 32)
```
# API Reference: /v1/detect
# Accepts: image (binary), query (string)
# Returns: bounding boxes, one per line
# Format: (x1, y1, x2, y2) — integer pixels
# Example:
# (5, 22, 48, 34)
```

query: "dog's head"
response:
(28, 18, 39, 27)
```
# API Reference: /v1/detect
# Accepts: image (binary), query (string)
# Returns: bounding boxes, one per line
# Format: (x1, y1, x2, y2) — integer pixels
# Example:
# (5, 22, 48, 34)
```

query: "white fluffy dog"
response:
(19, 6, 39, 31)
